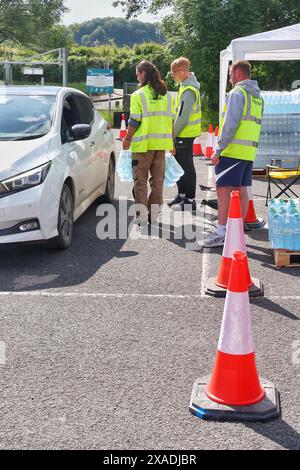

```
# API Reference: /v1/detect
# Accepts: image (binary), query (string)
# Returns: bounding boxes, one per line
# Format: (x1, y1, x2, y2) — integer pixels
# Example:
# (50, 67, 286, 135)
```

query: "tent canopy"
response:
(219, 23, 300, 116)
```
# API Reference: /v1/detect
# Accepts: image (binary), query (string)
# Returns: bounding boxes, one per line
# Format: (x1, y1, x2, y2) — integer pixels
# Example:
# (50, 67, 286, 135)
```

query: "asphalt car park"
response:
(0, 131, 299, 450)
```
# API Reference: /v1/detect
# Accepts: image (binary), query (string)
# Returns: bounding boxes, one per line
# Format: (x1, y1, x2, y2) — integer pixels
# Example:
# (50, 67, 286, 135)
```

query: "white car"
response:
(0, 86, 116, 249)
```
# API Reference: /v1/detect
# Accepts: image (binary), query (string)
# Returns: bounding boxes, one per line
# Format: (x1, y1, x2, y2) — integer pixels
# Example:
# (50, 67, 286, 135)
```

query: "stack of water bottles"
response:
(256, 89, 300, 169)
(116, 150, 184, 187)
(268, 198, 300, 250)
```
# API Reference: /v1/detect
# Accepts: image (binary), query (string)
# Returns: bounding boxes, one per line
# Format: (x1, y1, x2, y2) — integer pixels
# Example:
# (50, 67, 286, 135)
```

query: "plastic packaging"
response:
(268, 198, 300, 249)
(116, 149, 133, 182)
(116, 150, 184, 187)
(164, 152, 184, 187)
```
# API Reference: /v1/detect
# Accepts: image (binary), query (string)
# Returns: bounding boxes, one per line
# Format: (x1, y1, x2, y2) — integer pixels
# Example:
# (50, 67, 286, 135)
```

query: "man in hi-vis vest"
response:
(168, 57, 201, 212)
(202, 60, 263, 248)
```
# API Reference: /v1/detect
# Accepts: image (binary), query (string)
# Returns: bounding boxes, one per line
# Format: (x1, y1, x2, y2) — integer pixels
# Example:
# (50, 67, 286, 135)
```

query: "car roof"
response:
(0, 86, 86, 96)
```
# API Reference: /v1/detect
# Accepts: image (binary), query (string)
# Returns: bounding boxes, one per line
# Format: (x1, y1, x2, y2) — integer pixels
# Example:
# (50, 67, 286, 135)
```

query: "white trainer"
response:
(201, 231, 225, 248)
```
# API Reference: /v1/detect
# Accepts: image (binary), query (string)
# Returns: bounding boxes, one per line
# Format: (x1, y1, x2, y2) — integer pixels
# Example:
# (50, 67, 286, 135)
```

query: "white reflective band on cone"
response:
(223, 217, 246, 258)
(218, 291, 254, 355)
(207, 133, 214, 147)
(247, 185, 253, 200)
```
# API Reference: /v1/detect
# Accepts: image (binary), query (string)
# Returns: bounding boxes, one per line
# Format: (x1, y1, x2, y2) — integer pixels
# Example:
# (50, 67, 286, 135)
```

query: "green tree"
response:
(73, 17, 164, 47)
(0, 0, 66, 46)
(114, 0, 300, 118)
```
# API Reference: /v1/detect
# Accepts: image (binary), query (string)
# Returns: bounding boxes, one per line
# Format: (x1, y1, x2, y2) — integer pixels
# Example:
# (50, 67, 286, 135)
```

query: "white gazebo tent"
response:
(220, 23, 300, 117)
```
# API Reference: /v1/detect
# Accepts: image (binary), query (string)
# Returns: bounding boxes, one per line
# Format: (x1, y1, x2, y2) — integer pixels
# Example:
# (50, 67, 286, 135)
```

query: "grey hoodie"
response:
(174, 72, 200, 137)
(215, 79, 261, 157)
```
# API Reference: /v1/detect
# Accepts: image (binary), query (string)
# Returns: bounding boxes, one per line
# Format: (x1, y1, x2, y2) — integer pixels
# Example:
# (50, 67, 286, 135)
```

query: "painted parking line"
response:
(200, 165, 215, 297)
(0, 291, 298, 300)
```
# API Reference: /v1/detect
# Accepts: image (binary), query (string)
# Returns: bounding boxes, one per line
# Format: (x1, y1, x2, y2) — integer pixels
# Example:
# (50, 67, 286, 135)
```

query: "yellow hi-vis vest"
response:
(129, 84, 173, 153)
(219, 86, 263, 161)
(175, 84, 201, 138)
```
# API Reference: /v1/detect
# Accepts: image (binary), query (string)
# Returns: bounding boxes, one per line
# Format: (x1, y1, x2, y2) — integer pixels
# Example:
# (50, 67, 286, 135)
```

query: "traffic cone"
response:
(205, 190, 263, 298)
(205, 124, 214, 158)
(193, 135, 204, 156)
(215, 191, 253, 289)
(213, 126, 219, 152)
(118, 113, 127, 140)
(206, 252, 266, 405)
(244, 186, 266, 229)
(189, 251, 281, 421)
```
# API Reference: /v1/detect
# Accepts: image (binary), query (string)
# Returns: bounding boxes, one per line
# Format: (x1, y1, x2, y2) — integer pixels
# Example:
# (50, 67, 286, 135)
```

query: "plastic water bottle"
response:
(271, 213, 280, 248)
(285, 212, 294, 250)
(164, 152, 184, 187)
(116, 150, 133, 182)
(268, 207, 277, 243)
(293, 213, 300, 249)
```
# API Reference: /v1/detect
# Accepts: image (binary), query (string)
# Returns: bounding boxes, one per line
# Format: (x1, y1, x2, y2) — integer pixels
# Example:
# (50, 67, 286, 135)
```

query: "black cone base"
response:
(205, 277, 264, 298)
(189, 375, 281, 422)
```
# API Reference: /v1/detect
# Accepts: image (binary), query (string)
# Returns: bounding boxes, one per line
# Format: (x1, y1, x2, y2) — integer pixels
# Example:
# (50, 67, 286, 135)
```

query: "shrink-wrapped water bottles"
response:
(164, 152, 184, 187)
(268, 198, 300, 250)
(255, 89, 300, 169)
(116, 150, 184, 187)
(116, 150, 133, 182)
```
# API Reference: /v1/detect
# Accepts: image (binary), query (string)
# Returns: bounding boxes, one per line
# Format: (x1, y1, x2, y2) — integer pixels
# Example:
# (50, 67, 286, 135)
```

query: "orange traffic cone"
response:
(244, 186, 266, 229)
(193, 135, 204, 156)
(205, 124, 214, 158)
(206, 252, 266, 406)
(205, 191, 263, 298)
(189, 250, 281, 421)
(216, 191, 253, 289)
(213, 126, 219, 152)
(118, 113, 127, 140)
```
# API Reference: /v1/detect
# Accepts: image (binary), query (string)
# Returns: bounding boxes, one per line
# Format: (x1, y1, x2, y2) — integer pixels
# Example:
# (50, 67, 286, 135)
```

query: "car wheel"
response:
(101, 155, 115, 203)
(47, 184, 74, 250)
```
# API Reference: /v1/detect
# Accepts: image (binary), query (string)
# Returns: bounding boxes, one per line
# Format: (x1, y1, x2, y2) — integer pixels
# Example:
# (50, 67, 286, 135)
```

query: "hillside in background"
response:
(71, 17, 164, 47)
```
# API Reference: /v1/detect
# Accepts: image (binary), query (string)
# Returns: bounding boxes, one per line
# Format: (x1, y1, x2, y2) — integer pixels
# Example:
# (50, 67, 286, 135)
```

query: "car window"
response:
(0, 94, 55, 141)
(75, 95, 95, 125)
(61, 95, 81, 144)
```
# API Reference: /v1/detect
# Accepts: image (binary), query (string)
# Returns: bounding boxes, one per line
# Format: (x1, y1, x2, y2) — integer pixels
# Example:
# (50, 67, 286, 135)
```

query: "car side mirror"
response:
(71, 124, 91, 141)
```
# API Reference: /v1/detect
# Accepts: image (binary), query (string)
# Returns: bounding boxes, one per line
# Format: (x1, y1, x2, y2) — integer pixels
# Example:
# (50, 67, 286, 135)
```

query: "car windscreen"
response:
(0, 94, 56, 140)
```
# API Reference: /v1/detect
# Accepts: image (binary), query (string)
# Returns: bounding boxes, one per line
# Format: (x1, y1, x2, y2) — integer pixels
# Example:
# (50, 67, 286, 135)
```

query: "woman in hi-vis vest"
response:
(122, 60, 174, 226)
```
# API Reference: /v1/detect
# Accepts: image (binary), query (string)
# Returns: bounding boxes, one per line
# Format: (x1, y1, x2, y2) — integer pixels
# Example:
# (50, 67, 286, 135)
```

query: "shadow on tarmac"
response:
(252, 297, 299, 321)
(0, 199, 138, 292)
(247, 243, 300, 279)
(245, 418, 300, 450)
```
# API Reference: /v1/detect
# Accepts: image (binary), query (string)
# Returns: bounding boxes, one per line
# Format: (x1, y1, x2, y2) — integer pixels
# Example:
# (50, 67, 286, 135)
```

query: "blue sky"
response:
(62, 0, 163, 25)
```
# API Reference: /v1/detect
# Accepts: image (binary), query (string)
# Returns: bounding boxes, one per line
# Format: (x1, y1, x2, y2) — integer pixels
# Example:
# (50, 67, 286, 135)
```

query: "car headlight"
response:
(0, 162, 51, 195)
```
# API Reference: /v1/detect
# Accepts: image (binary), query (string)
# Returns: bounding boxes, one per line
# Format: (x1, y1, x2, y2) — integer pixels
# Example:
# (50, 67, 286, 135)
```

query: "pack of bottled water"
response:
(164, 152, 184, 187)
(261, 90, 300, 115)
(116, 150, 184, 187)
(116, 150, 133, 182)
(268, 198, 300, 250)
(255, 90, 300, 168)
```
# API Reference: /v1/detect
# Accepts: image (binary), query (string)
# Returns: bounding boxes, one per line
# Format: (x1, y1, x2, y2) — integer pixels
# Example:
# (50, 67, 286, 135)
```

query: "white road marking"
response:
(200, 165, 215, 297)
(0, 341, 6, 365)
(0, 291, 298, 300)
(0, 291, 203, 299)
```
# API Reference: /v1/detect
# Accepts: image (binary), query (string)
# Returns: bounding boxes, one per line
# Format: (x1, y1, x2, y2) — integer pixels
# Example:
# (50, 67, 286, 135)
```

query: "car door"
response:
(60, 94, 91, 206)
(75, 94, 110, 193)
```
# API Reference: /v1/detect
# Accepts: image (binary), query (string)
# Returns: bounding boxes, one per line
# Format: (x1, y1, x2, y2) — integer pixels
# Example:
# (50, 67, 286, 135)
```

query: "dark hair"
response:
(231, 60, 251, 78)
(136, 60, 167, 97)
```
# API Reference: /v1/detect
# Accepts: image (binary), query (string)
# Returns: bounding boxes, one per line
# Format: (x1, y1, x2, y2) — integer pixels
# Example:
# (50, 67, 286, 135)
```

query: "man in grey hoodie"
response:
(202, 60, 263, 248)
(168, 57, 201, 212)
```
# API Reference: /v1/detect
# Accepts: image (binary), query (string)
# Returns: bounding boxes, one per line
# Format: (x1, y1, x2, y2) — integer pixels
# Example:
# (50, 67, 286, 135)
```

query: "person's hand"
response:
(170, 146, 176, 156)
(122, 137, 131, 150)
(211, 152, 220, 166)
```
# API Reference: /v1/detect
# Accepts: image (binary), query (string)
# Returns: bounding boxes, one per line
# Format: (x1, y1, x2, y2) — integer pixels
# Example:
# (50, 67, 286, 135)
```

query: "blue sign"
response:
(86, 68, 114, 94)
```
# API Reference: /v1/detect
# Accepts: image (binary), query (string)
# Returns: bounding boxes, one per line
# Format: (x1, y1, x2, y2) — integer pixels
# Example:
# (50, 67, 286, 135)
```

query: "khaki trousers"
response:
(132, 150, 165, 221)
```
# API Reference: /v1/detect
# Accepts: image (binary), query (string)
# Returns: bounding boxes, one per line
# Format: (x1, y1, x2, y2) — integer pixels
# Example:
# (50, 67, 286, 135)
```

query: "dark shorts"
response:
(215, 156, 253, 187)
